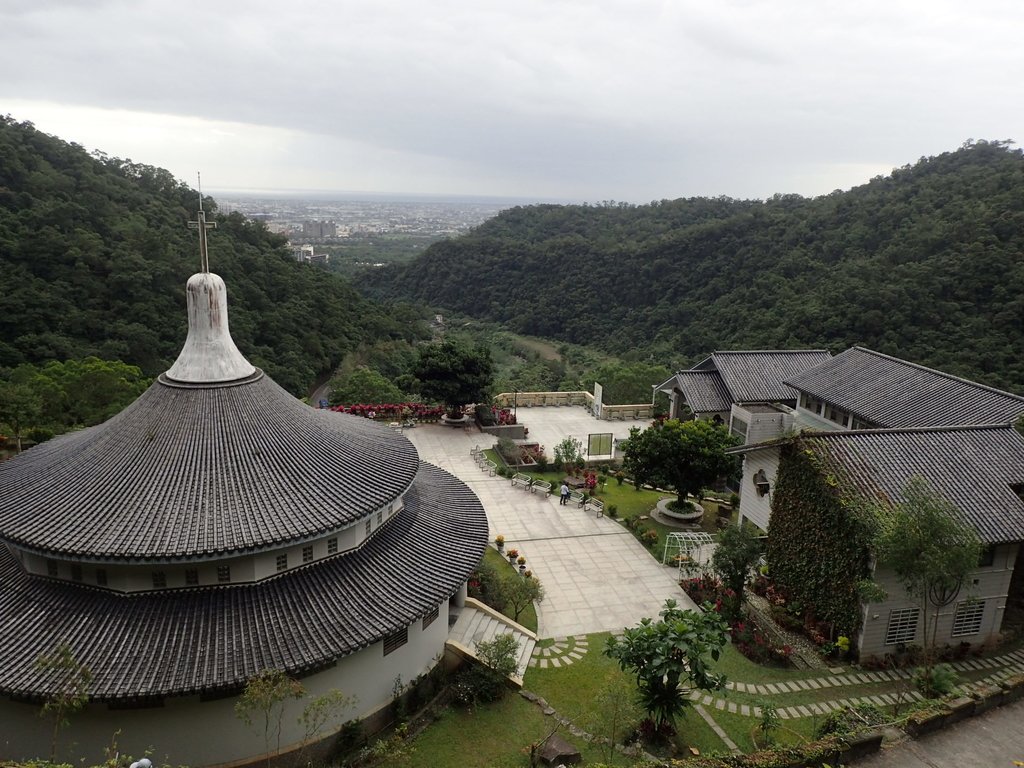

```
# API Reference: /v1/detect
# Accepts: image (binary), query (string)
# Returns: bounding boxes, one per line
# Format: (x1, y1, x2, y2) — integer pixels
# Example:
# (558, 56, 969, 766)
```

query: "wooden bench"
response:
(530, 480, 552, 495)
(568, 490, 586, 508)
(585, 498, 605, 517)
(511, 473, 532, 490)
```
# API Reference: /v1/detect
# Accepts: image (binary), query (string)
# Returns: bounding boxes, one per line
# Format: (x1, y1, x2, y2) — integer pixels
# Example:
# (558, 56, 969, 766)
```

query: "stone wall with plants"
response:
(765, 441, 877, 640)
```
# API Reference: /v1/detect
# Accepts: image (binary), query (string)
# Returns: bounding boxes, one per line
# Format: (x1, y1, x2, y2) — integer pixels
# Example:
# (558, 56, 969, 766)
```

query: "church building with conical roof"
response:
(0, 211, 488, 765)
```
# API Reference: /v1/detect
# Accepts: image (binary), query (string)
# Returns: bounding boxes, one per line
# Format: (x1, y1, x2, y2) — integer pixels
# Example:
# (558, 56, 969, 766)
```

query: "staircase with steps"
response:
(447, 597, 537, 685)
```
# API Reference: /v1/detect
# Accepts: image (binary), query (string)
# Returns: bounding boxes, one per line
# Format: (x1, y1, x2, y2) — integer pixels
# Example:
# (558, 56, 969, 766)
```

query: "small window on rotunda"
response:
(376, 510, 383, 526)
(302, 545, 313, 563)
(383, 627, 408, 656)
(46, 560, 58, 578)
(327, 537, 338, 555)
(217, 565, 231, 583)
(422, 605, 439, 630)
(185, 568, 199, 585)
(365, 519, 372, 537)
(152, 571, 167, 589)
(276, 554, 288, 572)
(71, 564, 83, 582)
(96, 569, 107, 586)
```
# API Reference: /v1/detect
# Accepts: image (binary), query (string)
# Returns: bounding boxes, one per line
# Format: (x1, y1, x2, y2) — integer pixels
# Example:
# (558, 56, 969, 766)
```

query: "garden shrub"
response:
(817, 702, 886, 738)
(914, 662, 960, 697)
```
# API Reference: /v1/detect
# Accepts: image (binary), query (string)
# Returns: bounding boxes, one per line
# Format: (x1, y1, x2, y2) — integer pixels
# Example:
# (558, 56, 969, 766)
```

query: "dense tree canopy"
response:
(366, 140, 1024, 392)
(0, 116, 428, 395)
(622, 418, 739, 504)
(413, 339, 494, 416)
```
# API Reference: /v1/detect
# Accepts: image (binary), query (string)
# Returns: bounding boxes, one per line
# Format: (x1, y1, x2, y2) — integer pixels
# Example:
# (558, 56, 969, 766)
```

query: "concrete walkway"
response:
(404, 408, 695, 639)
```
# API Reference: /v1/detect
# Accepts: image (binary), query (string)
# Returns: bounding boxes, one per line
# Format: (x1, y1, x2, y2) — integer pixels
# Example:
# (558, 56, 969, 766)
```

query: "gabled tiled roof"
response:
(0, 462, 487, 702)
(669, 371, 733, 413)
(806, 425, 1024, 544)
(691, 350, 833, 405)
(0, 373, 420, 560)
(785, 347, 1024, 428)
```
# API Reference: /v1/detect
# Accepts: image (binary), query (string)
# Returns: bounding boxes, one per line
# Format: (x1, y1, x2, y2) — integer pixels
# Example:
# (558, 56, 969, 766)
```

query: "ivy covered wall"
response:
(765, 440, 878, 637)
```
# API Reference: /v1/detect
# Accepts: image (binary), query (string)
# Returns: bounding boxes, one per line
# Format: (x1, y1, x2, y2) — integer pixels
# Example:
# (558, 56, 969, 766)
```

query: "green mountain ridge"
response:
(0, 116, 425, 395)
(366, 140, 1024, 392)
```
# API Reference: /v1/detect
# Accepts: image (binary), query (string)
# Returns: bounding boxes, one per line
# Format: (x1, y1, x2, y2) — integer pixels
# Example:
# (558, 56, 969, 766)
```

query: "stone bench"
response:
(568, 490, 586, 507)
(584, 498, 604, 517)
(530, 479, 552, 495)
(511, 473, 532, 490)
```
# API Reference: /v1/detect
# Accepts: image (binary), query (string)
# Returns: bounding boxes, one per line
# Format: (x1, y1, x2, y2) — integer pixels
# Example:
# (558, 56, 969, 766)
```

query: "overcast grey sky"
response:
(2, 0, 1020, 202)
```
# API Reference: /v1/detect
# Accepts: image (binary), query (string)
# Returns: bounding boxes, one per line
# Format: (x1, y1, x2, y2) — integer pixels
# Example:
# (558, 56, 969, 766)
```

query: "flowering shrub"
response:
(640, 529, 659, 548)
(329, 402, 446, 420)
(682, 575, 793, 667)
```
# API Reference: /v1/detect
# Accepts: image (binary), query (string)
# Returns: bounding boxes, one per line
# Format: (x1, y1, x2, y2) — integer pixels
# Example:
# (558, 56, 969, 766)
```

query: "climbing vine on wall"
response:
(765, 440, 879, 637)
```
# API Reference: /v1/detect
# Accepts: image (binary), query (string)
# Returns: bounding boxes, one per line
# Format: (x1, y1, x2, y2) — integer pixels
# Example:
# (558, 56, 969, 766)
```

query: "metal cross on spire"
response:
(188, 172, 217, 273)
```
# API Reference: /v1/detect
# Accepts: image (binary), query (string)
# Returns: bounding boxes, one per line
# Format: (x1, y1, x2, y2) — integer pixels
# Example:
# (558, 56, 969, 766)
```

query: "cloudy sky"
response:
(2, 0, 1020, 202)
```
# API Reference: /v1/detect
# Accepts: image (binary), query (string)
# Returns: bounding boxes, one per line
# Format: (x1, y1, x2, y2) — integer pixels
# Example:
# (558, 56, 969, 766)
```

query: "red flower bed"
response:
(682, 575, 792, 667)
(329, 402, 446, 420)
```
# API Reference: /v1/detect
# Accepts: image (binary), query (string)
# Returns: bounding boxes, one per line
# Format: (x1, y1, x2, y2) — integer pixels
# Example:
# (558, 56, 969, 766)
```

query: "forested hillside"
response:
(367, 141, 1024, 392)
(0, 117, 426, 394)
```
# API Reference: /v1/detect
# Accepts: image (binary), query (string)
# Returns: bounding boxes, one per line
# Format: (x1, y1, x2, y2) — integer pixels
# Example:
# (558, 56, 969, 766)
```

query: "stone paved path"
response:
(404, 411, 696, 639)
(688, 647, 1024, 721)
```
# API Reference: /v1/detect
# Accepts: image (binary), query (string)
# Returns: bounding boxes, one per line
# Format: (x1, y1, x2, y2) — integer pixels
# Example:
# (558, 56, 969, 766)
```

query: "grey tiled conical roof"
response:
(0, 462, 487, 702)
(0, 372, 420, 560)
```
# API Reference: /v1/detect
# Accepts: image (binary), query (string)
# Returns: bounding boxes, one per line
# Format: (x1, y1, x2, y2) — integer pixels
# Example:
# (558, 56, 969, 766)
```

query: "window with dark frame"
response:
(383, 627, 408, 656)
(152, 571, 167, 589)
(46, 560, 59, 578)
(217, 565, 231, 583)
(96, 569, 108, 586)
(276, 554, 288, 572)
(303, 545, 313, 563)
(71, 564, 83, 582)
(327, 537, 338, 554)
(422, 605, 440, 630)
(185, 568, 199, 585)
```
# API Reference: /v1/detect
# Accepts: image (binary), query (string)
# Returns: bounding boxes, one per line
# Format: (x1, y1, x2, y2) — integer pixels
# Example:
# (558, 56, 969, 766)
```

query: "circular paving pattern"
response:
(528, 635, 590, 668)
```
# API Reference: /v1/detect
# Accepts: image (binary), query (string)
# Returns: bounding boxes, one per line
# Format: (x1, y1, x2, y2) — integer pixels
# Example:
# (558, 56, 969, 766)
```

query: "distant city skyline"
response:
(3, 1, 1021, 202)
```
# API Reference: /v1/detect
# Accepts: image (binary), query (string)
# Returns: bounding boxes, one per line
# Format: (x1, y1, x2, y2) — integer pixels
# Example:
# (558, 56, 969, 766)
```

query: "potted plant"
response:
(517, 555, 527, 574)
(494, 534, 505, 552)
(506, 548, 519, 564)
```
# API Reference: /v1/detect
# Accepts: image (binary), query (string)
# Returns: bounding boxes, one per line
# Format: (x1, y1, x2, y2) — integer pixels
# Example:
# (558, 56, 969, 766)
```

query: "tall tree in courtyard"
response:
(711, 523, 763, 622)
(604, 599, 728, 733)
(413, 339, 493, 418)
(622, 419, 739, 507)
(875, 476, 982, 696)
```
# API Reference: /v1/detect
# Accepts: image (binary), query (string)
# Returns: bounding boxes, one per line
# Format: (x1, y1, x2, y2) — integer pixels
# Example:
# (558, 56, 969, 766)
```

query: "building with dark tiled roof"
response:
(753, 425, 1024, 659)
(0, 261, 488, 764)
(784, 346, 1024, 430)
(655, 349, 833, 426)
(722, 347, 1024, 661)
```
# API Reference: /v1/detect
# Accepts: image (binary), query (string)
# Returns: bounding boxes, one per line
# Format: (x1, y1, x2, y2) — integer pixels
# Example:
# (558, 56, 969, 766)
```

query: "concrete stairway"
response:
(447, 597, 538, 685)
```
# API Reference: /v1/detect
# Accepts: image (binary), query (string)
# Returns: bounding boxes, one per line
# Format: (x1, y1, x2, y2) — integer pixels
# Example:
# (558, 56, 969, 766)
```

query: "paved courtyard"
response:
(404, 406, 697, 639)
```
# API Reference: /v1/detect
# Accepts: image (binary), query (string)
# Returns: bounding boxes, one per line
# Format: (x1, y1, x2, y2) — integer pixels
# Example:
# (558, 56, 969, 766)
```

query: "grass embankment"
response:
(481, 547, 538, 633)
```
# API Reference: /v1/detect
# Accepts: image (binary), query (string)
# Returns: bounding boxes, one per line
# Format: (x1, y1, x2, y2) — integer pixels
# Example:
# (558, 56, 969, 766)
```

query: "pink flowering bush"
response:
(329, 402, 446, 420)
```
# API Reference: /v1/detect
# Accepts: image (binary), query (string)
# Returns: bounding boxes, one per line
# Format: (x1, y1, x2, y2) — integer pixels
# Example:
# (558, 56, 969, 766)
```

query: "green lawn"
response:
(375, 694, 604, 768)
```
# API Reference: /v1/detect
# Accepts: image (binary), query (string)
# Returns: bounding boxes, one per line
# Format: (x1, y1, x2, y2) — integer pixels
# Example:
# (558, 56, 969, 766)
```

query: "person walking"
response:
(560, 482, 570, 506)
